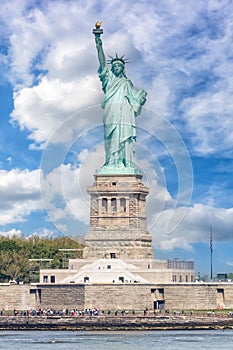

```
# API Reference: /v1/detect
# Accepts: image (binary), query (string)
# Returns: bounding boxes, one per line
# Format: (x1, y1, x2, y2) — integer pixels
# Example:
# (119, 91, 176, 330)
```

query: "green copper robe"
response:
(99, 65, 147, 168)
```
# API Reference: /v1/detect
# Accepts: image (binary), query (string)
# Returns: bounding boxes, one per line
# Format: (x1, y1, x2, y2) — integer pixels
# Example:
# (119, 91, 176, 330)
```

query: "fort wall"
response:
(0, 284, 35, 311)
(1, 283, 233, 311)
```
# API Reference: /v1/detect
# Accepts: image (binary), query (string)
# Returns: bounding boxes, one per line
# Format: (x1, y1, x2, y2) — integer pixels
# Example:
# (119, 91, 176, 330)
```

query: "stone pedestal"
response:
(83, 174, 154, 259)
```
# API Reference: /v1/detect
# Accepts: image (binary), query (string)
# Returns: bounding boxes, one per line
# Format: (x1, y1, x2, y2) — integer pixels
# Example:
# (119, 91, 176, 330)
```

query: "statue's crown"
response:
(107, 54, 130, 65)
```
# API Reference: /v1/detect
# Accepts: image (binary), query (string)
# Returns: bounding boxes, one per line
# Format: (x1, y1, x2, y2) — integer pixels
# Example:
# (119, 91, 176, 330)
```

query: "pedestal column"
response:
(83, 174, 154, 259)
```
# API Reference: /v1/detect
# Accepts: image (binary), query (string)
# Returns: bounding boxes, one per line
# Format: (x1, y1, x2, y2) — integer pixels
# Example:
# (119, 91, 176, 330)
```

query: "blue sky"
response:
(0, 0, 233, 276)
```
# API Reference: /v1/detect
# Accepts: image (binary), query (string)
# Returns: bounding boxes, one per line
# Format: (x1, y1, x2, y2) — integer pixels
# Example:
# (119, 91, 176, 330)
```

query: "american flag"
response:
(210, 226, 213, 253)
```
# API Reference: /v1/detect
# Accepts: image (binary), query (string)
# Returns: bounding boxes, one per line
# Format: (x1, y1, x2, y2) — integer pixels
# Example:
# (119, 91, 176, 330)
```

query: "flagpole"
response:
(210, 226, 213, 280)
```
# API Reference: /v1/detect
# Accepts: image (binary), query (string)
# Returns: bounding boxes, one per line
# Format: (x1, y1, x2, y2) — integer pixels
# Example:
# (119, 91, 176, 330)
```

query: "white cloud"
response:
(0, 168, 42, 225)
(29, 228, 56, 239)
(0, 229, 22, 238)
(151, 204, 233, 251)
(1, 0, 97, 85)
(181, 89, 233, 155)
(40, 146, 104, 234)
(11, 75, 100, 146)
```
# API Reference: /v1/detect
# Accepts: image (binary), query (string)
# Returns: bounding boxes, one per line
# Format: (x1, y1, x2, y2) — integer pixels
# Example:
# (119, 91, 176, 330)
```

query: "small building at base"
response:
(40, 258, 195, 285)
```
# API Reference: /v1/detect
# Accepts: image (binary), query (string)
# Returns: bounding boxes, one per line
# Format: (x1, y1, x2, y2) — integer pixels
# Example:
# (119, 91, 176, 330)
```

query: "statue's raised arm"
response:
(92, 22, 147, 174)
(93, 22, 106, 73)
(95, 36, 106, 73)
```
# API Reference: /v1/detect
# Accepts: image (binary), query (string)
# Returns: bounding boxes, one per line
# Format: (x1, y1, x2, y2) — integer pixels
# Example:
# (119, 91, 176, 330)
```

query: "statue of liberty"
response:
(93, 23, 147, 173)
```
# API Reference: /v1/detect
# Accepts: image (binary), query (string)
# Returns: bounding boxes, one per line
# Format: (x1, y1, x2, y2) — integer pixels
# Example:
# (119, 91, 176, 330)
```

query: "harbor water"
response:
(0, 329, 233, 350)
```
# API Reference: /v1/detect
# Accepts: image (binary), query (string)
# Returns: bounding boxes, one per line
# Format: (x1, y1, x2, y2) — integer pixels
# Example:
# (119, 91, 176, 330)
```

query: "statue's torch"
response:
(92, 21, 103, 37)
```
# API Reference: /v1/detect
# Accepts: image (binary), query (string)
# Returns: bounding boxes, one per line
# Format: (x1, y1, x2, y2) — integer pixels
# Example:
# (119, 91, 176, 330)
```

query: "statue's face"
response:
(112, 62, 124, 77)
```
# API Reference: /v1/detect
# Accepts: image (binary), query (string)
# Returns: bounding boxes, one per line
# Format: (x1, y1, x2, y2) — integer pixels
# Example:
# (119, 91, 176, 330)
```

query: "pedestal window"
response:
(102, 198, 108, 212)
(111, 198, 117, 212)
(120, 198, 126, 212)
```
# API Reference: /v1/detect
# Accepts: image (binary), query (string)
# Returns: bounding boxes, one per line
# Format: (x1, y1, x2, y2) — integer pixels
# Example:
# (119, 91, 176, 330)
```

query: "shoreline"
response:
(0, 315, 233, 331)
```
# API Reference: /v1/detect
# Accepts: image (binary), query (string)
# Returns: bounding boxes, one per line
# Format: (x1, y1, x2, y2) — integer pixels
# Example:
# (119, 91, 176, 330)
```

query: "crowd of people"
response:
(0, 308, 232, 317)
(2, 308, 137, 317)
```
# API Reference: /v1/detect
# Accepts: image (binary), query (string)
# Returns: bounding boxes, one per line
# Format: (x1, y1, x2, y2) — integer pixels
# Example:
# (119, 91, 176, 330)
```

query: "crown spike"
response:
(107, 53, 130, 65)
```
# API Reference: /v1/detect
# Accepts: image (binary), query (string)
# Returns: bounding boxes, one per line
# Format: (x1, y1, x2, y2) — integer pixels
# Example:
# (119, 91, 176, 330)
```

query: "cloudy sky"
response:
(1, 0, 233, 276)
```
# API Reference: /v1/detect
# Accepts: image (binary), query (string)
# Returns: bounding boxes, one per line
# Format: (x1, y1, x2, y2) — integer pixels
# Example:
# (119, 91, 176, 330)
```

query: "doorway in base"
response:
(154, 300, 165, 310)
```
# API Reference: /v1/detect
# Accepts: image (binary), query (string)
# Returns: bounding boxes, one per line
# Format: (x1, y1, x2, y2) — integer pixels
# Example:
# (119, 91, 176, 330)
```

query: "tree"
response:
(0, 251, 29, 281)
(0, 235, 84, 282)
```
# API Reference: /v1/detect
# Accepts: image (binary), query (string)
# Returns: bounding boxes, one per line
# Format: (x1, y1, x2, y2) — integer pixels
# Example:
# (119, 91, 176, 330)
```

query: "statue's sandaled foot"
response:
(125, 161, 135, 168)
(116, 161, 124, 168)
